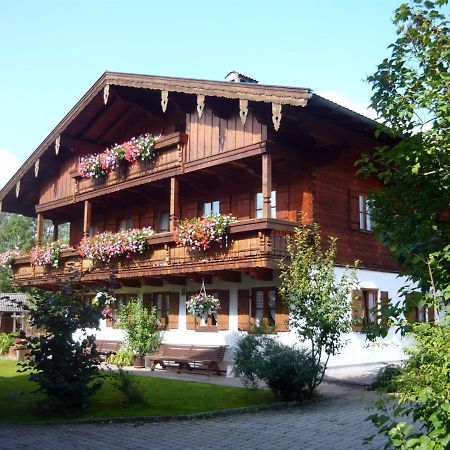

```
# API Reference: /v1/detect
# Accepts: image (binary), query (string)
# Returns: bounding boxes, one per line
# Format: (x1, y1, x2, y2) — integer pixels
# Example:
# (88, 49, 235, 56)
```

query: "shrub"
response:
(369, 364, 404, 392)
(0, 333, 14, 354)
(366, 324, 450, 449)
(109, 349, 134, 367)
(234, 334, 320, 400)
(110, 368, 146, 405)
(117, 298, 161, 356)
(19, 284, 107, 411)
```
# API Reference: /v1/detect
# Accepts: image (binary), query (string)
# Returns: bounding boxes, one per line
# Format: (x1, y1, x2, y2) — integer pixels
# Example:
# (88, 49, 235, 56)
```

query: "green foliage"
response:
(0, 333, 14, 354)
(247, 320, 277, 335)
(19, 284, 107, 411)
(369, 364, 404, 393)
(117, 298, 161, 356)
(108, 349, 134, 367)
(366, 324, 450, 449)
(234, 334, 320, 400)
(110, 368, 146, 404)
(359, 0, 450, 309)
(279, 222, 357, 391)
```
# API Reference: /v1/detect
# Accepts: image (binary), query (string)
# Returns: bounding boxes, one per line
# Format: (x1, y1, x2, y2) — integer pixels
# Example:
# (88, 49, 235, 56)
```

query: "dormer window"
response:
(204, 201, 220, 216)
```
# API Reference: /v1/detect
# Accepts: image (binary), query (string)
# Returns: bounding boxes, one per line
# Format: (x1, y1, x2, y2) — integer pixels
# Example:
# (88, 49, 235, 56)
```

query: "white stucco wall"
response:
(79, 268, 413, 370)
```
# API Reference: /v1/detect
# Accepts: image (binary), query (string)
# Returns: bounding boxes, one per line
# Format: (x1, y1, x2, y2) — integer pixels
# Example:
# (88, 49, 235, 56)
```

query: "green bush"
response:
(110, 368, 146, 405)
(369, 364, 404, 392)
(366, 324, 450, 449)
(0, 333, 14, 354)
(109, 349, 134, 367)
(234, 334, 320, 400)
(117, 298, 161, 356)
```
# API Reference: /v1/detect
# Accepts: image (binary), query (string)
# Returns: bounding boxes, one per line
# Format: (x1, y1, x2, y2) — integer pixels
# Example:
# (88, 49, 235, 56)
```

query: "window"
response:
(405, 293, 435, 323)
(158, 211, 170, 232)
(143, 292, 180, 330)
(254, 288, 276, 326)
(255, 191, 277, 218)
(154, 293, 170, 327)
(362, 289, 378, 324)
(89, 224, 98, 237)
(358, 194, 372, 231)
(118, 218, 133, 231)
(203, 201, 220, 216)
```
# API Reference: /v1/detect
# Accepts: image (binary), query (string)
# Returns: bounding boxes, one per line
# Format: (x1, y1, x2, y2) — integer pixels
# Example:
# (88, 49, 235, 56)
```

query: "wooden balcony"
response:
(71, 132, 188, 202)
(12, 218, 295, 287)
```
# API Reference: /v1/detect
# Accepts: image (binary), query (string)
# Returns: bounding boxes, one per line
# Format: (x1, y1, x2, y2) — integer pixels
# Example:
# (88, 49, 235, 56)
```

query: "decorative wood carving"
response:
(239, 99, 249, 125)
(161, 90, 169, 113)
(34, 159, 40, 178)
(272, 103, 282, 131)
(103, 84, 110, 105)
(55, 136, 61, 155)
(197, 94, 205, 118)
(15, 180, 20, 198)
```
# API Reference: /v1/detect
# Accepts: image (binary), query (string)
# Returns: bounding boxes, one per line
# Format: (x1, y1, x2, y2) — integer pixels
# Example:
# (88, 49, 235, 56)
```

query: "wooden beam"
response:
(83, 200, 92, 238)
(165, 275, 187, 285)
(119, 279, 141, 288)
(262, 153, 272, 218)
(249, 268, 273, 281)
(217, 271, 241, 283)
(53, 222, 59, 242)
(190, 274, 213, 284)
(142, 277, 164, 287)
(36, 213, 44, 246)
(169, 177, 180, 233)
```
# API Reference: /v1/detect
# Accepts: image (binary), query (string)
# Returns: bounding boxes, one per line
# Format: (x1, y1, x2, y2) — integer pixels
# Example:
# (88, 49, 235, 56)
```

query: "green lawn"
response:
(0, 361, 275, 423)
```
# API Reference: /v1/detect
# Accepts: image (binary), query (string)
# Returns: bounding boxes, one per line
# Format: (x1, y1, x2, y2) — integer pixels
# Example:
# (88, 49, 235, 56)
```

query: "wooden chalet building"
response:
(1, 71, 412, 369)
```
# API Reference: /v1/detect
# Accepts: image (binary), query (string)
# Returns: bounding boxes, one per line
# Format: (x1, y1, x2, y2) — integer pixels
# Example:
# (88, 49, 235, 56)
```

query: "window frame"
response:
(203, 200, 220, 216)
(255, 190, 277, 218)
(157, 211, 170, 233)
(251, 287, 278, 328)
(358, 193, 372, 232)
(361, 288, 379, 325)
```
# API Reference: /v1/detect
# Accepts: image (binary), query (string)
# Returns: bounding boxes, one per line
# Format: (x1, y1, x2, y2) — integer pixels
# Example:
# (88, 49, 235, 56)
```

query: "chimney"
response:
(225, 71, 258, 84)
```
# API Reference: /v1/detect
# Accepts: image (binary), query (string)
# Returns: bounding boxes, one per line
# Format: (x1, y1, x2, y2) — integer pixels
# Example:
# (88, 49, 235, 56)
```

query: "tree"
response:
(20, 283, 107, 411)
(279, 222, 357, 391)
(359, 0, 450, 305)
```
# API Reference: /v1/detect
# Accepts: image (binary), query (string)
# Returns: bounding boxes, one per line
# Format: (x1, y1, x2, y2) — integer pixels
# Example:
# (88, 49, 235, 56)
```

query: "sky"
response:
(0, 0, 401, 189)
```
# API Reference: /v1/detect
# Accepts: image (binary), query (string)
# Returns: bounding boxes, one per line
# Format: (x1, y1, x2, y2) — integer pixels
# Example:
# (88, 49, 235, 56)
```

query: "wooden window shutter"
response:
(428, 305, 435, 322)
(236, 192, 250, 219)
(405, 293, 418, 322)
(185, 292, 196, 330)
(238, 289, 250, 331)
(168, 292, 179, 330)
(131, 213, 140, 229)
(276, 185, 290, 220)
(380, 291, 389, 330)
(250, 289, 257, 325)
(275, 291, 289, 332)
(106, 218, 116, 232)
(217, 290, 230, 330)
(143, 293, 153, 312)
(352, 290, 364, 331)
(349, 190, 360, 230)
(184, 202, 198, 220)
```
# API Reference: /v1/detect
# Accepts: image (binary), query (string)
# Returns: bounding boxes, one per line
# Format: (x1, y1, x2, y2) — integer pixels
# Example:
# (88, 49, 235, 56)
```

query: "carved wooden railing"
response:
(12, 218, 295, 285)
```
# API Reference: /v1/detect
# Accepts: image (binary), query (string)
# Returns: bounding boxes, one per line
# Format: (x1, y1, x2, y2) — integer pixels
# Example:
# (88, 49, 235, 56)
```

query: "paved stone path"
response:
(0, 382, 384, 450)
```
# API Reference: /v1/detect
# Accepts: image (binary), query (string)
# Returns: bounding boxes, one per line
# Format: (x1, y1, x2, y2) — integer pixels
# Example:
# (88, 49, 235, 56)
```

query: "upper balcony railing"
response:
(12, 218, 295, 287)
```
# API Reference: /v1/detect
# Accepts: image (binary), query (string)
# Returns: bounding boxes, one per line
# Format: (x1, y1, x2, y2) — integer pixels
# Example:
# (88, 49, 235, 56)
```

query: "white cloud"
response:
(318, 90, 378, 121)
(0, 149, 22, 190)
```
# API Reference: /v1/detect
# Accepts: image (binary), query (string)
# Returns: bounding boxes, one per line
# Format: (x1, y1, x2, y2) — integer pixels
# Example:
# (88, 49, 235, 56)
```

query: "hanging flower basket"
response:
(30, 241, 68, 268)
(78, 227, 155, 264)
(186, 283, 220, 320)
(78, 133, 160, 179)
(175, 213, 236, 251)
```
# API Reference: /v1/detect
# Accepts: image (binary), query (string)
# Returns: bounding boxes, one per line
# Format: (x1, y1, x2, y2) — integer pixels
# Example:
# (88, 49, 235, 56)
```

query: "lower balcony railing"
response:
(12, 218, 295, 286)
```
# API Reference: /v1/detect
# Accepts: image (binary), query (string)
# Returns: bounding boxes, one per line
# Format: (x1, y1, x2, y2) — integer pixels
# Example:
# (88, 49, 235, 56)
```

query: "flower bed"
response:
(175, 214, 236, 251)
(78, 227, 155, 264)
(79, 133, 159, 179)
(30, 241, 68, 268)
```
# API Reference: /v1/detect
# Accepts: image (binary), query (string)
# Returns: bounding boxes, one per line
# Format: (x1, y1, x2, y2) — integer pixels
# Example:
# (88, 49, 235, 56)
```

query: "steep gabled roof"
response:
(0, 71, 381, 216)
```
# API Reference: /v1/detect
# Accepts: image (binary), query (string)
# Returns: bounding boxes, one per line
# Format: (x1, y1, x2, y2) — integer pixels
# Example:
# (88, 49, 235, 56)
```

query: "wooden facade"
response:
(0, 72, 396, 289)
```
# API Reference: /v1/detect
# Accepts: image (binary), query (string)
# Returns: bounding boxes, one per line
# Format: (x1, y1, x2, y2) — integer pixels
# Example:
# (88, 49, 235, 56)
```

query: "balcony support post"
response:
(83, 200, 92, 239)
(36, 213, 44, 246)
(53, 221, 59, 242)
(262, 153, 272, 218)
(170, 177, 180, 233)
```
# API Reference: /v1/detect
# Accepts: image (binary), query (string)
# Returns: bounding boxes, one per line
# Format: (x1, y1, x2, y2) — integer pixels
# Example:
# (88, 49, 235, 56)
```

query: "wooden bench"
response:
(93, 339, 122, 361)
(145, 344, 227, 376)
